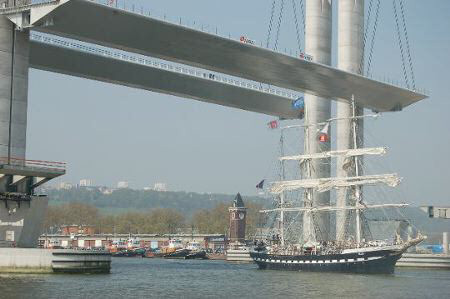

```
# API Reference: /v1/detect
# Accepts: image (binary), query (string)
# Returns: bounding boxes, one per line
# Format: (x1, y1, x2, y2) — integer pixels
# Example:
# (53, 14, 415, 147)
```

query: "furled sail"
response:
(270, 174, 401, 194)
(280, 147, 387, 162)
(260, 203, 409, 214)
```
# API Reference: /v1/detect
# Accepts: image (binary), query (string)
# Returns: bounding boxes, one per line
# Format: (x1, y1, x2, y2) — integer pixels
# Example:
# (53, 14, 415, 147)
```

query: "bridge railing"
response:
(30, 33, 301, 100)
(1, 0, 29, 8)
(0, 156, 66, 171)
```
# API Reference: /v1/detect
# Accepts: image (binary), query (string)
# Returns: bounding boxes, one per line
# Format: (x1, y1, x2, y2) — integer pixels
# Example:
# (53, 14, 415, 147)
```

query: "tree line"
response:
(46, 188, 265, 219)
(43, 201, 265, 237)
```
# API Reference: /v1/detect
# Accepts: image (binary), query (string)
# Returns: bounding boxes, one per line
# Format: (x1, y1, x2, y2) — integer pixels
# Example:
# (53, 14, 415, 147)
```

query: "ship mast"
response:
(265, 110, 407, 248)
(279, 129, 285, 247)
(303, 108, 314, 244)
(351, 95, 363, 247)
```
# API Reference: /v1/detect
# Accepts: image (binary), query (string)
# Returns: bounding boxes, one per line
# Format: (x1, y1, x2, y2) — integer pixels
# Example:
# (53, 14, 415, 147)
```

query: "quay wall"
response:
(226, 248, 252, 263)
(40, 233, 227, 251)
(0, 248, 52, 273)
(0, 248, 111, 273)
(397, 253, 450, 269)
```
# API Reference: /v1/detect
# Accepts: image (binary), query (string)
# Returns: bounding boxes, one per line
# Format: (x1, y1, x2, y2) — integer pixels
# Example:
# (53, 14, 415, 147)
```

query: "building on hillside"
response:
(61, 225, 96, 236)
(153, 183, 167, 192)
(117, 181, 129, 189)
(100, 187, 114, 195)
(79, 179, 93, 187)
(58, 182, 73, 190)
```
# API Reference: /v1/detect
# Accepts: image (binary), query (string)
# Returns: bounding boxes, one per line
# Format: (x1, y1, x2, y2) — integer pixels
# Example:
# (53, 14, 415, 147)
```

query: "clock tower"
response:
(228, 193, 247, 244)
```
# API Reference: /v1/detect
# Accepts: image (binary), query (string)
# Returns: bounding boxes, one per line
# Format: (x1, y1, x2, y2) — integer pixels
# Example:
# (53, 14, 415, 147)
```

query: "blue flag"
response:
(292, 97, 305, 111)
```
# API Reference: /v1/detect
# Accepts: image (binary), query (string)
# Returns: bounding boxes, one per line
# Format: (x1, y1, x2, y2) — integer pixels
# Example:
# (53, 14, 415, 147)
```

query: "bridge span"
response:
(29, 33, 301, 119)
(2, 0, 427, 113)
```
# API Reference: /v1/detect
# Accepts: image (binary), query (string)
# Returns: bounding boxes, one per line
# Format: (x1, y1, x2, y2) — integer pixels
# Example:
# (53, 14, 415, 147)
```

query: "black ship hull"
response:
(185, 250, 208, 260)
(163, 249, 190, 259)
(250, 248, 404, 274)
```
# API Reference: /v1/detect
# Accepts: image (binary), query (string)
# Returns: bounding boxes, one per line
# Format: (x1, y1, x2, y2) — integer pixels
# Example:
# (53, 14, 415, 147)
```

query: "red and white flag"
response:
(267, 120, 278, 129)
(319, 122, 329, 142)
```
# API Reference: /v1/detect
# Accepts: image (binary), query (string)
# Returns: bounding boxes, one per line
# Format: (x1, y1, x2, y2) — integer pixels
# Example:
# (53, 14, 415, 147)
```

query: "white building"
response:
(117, 181, 129, 189)
(153, 183, 167, 192)
(58, 182, 73, 190)
(79, 179, 93, 187)
(99, 186, 114, 195)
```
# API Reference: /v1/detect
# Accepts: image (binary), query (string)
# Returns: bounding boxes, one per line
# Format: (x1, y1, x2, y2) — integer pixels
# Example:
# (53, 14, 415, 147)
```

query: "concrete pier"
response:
(0, 196, 48, 248)
(0, 248, 111, 273)
(303, 0, 333, 242)
(226, 247, 252, 263)
(397, 233, 450, 269)
(0, 12, 29, 161)
(397, 254, 450, 269)
(0, 3, 65, 249)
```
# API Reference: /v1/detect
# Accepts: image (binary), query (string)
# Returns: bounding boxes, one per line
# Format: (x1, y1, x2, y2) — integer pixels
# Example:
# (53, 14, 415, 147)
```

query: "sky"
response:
(26, 0, 450, 205)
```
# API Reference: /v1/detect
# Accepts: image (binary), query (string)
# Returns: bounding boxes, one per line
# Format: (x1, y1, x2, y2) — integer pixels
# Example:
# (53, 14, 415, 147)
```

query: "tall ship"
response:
(250, 98, 425, 274)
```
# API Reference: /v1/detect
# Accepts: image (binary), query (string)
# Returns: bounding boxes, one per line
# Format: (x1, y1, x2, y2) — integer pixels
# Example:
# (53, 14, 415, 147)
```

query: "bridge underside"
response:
(19, 0, 427, 113)
(29, 41, 301, 119)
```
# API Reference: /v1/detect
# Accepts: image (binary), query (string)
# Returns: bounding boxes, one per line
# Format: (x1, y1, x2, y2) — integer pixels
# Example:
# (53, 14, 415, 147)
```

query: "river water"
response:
(0, 258, 449, 298)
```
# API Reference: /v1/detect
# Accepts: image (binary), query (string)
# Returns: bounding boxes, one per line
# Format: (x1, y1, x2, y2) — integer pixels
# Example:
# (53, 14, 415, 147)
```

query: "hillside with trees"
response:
(45, 188, 268, 217)
(43, 201, 264, 237)
(43, 188, 448, 243)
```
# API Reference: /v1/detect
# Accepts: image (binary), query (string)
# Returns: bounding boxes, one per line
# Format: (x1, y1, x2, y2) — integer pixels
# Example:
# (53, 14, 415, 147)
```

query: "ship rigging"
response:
(250, 97, 425, 273)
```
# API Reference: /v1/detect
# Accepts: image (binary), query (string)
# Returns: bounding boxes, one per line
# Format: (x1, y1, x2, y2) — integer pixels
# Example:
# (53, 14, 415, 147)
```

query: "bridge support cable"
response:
(359, 0, 374, 75)
(399, 0, 416, 90)
(266, 0, 277, 49)
(365, 0, 380, 77)
(291, 0, 303, 53)
(393, 0, 410, 89)
(274, 0, 285, 51)
(299, 0, 305, 32)
(264, 0, 278, 90)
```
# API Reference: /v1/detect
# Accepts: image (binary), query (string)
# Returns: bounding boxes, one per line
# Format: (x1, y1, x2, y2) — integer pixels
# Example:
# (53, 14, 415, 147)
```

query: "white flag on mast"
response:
(320, 122, 330, 134)
(319, 122, 330, 142)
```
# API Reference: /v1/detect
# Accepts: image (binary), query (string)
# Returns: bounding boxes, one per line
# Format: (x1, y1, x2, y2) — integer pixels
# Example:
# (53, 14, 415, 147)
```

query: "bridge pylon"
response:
(0, 11, 64, 248)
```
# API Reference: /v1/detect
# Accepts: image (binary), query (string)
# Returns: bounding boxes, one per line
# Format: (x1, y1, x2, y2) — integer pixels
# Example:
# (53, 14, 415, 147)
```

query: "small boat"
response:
(144, 249, 164, 258)
(112, 249, 140, 257)
(184, 241, 208, 259)
(163, 248, 190, 259)
(185, 250, 207, 260)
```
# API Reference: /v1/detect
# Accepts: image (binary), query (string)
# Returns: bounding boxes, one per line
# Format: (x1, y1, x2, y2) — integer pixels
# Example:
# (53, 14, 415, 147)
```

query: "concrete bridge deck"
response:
(1, 0, 428, 114)
(29, 33, 302, 119)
